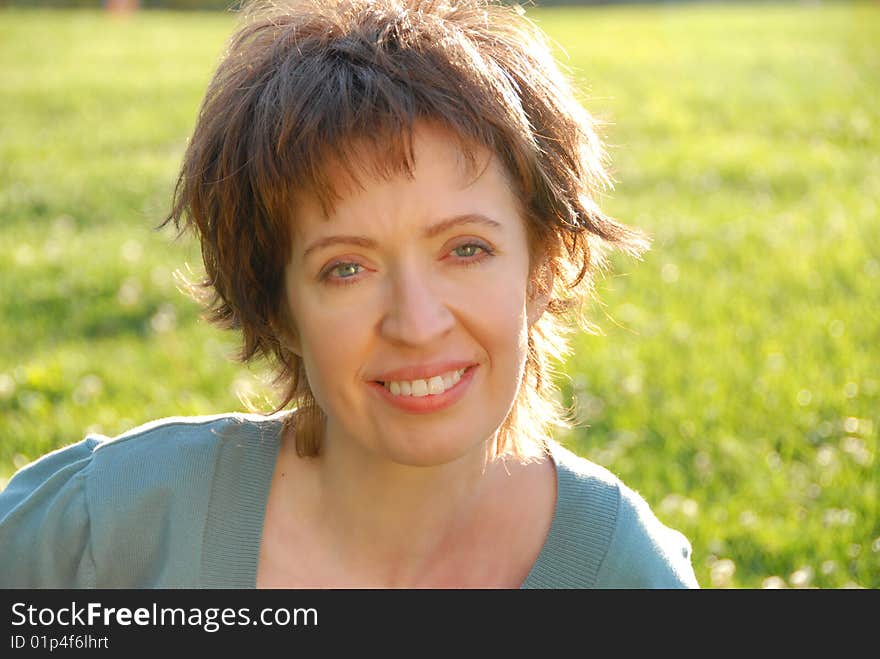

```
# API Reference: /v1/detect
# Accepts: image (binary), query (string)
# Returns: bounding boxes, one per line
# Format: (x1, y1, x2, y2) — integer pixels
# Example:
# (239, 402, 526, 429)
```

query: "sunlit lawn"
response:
(1, 2, 877, 588)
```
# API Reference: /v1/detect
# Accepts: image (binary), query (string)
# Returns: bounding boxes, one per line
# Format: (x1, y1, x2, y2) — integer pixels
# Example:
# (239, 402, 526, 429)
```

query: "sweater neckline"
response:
(200, 413, 613, 589)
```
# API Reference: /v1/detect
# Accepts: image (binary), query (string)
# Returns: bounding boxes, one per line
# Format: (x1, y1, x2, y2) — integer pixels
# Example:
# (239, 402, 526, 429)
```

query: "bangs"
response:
(274, 112, 488, 219)
(236, 6, 537, 220)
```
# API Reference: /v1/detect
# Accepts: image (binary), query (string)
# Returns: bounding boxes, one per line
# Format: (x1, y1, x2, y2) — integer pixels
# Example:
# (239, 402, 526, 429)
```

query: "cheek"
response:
(284, 284, 360, 406)
(480, 262, 532, 388)
(291, 299, 383, 429)
(468, 279, 530, 376)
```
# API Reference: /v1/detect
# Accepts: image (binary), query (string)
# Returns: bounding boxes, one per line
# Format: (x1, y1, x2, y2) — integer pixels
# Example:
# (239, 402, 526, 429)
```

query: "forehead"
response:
(291, 124, 517, 231)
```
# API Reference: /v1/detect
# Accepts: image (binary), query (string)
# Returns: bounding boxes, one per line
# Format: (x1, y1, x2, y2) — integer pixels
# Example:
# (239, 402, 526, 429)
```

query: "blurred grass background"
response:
(0, 2, 877, 589)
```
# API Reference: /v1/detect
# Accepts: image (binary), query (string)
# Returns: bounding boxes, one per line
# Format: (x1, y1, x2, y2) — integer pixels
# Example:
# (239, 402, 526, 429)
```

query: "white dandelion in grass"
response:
(121, 240, 143, 263)
(709, 558, 736, 588)
(659, 494, 699, 519)
(621, 374, 642, 395)
(766, 451, 782, 470)
(12, 454, 31, 470)
(761, 576, 786, 589)
(841, 436, 872, 466)
(0, 373, 15, 400)
(661, 262, 679, 283)
(72, 374, 104, 407)
(823, 508, 856, 527)
(150, 304, 177, 333)
(766, 352, 785, 372)
(151, 266, 172, 289)
(738, 510, 757, 527)
(14, 244, 34, 266)
(816, 445, 836, 467)
(789, 566, 814, 588)
(117, 278, 142, 307)
(828, 319, 845, 338)
(43, 239, 63, 262)
(52, 214, 75, 235)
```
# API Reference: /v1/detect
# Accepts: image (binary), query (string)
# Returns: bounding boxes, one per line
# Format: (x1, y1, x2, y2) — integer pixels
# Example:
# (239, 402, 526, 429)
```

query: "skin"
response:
(257, 123, 556, 588)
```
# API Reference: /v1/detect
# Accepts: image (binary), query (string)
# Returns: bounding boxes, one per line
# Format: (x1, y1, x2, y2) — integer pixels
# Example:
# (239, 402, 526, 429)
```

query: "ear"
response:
(526, 260, 554, 327)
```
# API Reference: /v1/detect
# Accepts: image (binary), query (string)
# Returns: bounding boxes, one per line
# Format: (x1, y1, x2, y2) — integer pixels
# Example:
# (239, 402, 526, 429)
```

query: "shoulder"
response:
(0, 411, 285, 587)
(83, 410, 282, 515)
(89, 411, 284, 586)
(85, 411, 283, 491)
(599, 477, 699, 588)
(537, 442, 699, 589)
(0, 435, 100, 587)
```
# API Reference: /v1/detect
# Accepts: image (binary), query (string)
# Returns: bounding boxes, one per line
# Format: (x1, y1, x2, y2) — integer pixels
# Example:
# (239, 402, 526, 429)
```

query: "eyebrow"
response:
(301, 214, 502, 260)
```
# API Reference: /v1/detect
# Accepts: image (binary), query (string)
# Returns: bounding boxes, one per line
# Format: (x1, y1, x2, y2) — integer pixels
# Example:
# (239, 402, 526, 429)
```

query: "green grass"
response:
(1, 3, 878, 589)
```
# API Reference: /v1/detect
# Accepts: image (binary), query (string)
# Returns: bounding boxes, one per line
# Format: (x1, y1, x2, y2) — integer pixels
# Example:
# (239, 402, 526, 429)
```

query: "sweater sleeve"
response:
(0, 437, 100, 588)
(595, 483, 699, 589)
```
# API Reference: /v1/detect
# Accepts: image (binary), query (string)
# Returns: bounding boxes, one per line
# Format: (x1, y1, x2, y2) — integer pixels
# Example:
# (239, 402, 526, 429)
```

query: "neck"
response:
(309, 423, 522, 586)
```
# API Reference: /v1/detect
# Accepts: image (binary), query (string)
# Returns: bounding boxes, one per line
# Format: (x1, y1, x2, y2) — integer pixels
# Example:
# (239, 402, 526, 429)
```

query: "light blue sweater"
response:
(0, 412, 698, 588)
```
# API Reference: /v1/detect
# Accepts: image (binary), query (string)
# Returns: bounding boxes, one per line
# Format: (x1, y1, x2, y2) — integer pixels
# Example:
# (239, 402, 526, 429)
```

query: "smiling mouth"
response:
(374, 366, 473, 397)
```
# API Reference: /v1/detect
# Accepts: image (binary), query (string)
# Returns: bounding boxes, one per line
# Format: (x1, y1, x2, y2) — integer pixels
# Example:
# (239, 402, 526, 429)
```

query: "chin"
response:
(378, 431, 494, 469)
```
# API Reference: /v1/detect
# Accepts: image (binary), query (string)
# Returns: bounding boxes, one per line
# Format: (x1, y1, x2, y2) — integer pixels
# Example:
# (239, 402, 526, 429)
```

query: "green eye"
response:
(334, 263, 360, 278)
(454, 244, 481, 258)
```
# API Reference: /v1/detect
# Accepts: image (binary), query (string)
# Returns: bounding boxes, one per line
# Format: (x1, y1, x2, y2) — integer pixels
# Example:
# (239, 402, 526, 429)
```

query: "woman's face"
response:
(284, 124, 546, 467)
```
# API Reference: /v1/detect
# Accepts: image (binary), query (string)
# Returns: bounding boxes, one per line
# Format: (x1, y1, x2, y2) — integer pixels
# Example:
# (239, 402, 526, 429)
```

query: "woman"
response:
(0, 0, 698, 588)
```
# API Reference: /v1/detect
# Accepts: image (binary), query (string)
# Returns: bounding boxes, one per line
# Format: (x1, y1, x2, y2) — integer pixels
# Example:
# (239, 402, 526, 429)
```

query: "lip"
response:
(370, 360, 477, 384)
(367, 365, 478, 415)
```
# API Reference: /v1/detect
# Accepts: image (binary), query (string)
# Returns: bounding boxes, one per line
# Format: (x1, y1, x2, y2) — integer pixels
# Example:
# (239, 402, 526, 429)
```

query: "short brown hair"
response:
(164, 0, 649, 458)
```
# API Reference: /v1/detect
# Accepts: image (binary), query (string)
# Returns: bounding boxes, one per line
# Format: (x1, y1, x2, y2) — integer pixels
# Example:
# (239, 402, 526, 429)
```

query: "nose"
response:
(379, 261, 455, 346)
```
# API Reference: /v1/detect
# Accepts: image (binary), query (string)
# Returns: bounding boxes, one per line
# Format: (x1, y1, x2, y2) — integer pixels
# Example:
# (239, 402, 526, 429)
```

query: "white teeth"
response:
(382, 368, 467, 397)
